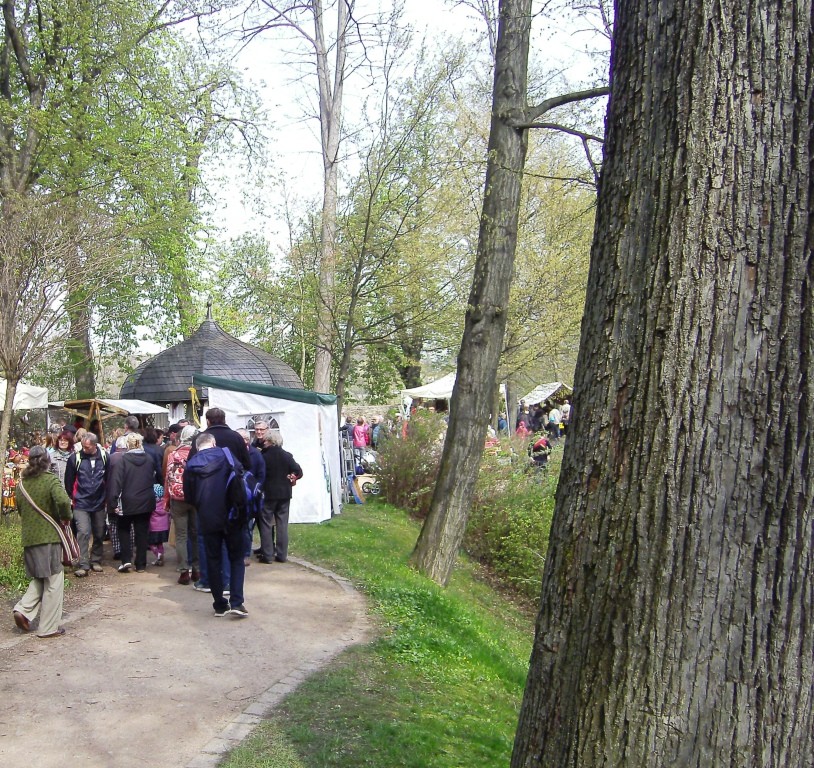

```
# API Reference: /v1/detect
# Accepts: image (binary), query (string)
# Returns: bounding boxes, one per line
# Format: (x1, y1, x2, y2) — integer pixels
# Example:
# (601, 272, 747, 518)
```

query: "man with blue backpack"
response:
(182, 433, 249, 618)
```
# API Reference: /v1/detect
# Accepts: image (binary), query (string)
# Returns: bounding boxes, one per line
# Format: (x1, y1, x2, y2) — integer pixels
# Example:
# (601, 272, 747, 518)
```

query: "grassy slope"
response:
(222, 503, 534, 768)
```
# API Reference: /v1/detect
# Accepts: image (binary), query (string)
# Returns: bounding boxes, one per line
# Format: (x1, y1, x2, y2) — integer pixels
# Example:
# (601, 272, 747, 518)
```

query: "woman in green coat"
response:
(13, 446, 73, 638)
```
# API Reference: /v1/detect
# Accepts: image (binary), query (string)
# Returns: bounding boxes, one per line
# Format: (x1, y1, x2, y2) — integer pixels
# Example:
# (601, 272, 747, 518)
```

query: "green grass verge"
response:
(221, 503, 533, 768)
(0, 517, 28, 593)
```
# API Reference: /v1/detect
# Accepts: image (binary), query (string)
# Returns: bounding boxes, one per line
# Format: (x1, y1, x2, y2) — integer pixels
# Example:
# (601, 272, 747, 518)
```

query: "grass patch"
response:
(221, 503, 533, 768)
(0, 516, 28, 594)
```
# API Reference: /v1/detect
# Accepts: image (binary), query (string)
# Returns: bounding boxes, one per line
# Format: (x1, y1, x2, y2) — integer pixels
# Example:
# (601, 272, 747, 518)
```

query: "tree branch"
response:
(524, 86, 609, 123)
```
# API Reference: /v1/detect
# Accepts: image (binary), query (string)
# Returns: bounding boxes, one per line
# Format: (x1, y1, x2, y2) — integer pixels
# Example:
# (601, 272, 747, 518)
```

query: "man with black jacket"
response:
(187, 408, 250, 470)
(64, 434, 109, 577)
(183, 433, 248, 618)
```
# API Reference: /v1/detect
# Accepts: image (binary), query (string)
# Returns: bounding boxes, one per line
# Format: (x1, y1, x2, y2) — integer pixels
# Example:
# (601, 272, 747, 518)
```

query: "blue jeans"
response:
(197, 533, 230, 588)
(203, 525, 245, 611)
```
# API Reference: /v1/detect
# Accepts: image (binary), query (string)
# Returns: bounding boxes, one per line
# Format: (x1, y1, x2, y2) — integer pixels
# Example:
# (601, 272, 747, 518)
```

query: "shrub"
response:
(375, 411, 445, 519)
(466, 435, 559, 601)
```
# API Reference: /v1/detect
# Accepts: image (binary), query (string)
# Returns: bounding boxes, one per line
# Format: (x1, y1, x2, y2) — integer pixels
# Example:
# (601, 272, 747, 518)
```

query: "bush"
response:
(466, 435, 558, 601)
(0, 517, 27, 593)
(375, 411, 445, 519)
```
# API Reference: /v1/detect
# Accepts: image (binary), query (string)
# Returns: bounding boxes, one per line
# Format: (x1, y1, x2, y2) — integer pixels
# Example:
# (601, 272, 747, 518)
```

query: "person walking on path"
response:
(166, 425, 200, 585)
(183, 433, 248, 618)
(12, 446, 73, 638)
(47, 430, 75, 485)
(106, 432, 157, 573)
(258, 431, 303, 564)
(238, 428, 265, 566)
(64, 433, 109, 577)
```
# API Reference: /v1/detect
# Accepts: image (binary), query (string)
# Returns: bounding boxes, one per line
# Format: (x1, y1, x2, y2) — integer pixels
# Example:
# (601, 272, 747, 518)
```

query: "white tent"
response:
(521, 382, 573, 405)
(401, 371, 458, 400)
(402, 371, 508, 413)
(194, 374, 341, 524)
(0, 379, 48, 411)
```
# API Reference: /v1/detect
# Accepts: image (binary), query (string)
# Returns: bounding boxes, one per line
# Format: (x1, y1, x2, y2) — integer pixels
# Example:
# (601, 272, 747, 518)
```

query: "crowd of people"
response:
(10, 409, 303, 638)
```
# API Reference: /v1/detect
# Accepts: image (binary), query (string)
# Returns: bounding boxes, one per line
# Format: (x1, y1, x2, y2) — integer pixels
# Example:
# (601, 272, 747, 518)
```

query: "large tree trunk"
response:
(411, 0, 531, 585)
(395, 313, 423, 389)
(67, 289, 96, 398)
(512, 2, 814, 766)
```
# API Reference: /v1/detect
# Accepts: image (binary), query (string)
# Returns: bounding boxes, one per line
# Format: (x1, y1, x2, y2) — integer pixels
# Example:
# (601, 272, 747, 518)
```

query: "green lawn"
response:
(221, 502, 534, 768)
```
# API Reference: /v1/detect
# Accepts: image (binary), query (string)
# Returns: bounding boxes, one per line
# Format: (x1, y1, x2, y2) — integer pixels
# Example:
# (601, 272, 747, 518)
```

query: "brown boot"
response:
(177, 570, 191, 585)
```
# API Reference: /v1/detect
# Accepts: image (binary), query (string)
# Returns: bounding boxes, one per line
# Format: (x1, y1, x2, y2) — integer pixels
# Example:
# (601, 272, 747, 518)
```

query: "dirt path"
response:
(0, 551, 371, 768)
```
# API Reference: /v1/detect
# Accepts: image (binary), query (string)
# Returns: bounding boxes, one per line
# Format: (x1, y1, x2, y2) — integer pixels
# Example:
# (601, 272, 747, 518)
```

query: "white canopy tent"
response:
(401, 371, 458, 401)
(521, 382, 573, 405)
(194, 374, 341, 524)
(0, 380, 49, 411)
(402, 371, 508, 415)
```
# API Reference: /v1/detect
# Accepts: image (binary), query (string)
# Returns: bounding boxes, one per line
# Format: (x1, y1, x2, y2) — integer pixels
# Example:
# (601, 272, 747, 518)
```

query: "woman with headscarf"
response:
(12, 446, 72, 638)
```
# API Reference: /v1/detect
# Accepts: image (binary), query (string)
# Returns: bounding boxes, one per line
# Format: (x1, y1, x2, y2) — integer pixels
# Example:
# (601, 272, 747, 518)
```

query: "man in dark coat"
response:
(64, 433, 109, 577)
(183, 433, 248, 618)
(258, 431, 303, 564)
(187, 408, 250, 470)
(238, 428, 266, 564)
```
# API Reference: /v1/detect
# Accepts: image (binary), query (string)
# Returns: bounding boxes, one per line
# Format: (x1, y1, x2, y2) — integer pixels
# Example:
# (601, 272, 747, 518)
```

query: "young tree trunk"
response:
(0, 376, 18, 471)
(411, 0, 531, 585)
(312, 0, 348, 393)
(512, 2, 814, 765)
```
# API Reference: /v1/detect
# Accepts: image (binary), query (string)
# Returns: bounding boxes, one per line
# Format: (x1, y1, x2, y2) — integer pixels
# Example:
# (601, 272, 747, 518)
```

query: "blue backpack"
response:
(222, 448, 264, 524)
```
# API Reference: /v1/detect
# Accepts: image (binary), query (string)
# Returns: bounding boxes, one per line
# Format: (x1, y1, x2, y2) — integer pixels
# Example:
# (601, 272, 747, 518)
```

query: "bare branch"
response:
(524, 85, 609, 122)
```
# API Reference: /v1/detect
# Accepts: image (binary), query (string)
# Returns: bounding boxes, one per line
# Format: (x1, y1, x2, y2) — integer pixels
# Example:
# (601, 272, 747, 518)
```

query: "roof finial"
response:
(206, 297, 213, 320)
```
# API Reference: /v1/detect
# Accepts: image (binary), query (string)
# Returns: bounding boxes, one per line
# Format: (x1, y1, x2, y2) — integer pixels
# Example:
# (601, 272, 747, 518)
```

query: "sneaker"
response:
(223, 588, 230, 598)
(152, 554, 164, 566)
(90, 563, 104, 573)
(117, 563, 132, 573)
(177, 571, 191, 585)
(228, 604, 248, 618)
(213, 606, 228, 617)
(193, 582, 211, 593)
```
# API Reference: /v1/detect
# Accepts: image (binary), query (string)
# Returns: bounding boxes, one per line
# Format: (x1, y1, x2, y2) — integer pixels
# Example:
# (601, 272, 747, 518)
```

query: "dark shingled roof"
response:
(120, 319, 303, 402)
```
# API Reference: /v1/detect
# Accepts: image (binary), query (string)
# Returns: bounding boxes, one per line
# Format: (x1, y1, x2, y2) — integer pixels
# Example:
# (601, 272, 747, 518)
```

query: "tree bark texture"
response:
(512, 2, 814, 766)
(411, 0, 531, 585)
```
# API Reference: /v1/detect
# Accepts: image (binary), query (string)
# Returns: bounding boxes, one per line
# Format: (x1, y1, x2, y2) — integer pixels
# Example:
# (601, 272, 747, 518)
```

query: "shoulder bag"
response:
(16, 479, 80, 567)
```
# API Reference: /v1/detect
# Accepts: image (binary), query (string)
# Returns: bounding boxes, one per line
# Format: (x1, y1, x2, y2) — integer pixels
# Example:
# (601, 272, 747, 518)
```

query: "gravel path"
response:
(0, 549, 371, 768)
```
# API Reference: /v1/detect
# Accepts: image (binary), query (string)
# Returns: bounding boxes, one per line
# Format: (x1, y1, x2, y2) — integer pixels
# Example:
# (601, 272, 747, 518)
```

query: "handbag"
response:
(16, 480, 81, 567)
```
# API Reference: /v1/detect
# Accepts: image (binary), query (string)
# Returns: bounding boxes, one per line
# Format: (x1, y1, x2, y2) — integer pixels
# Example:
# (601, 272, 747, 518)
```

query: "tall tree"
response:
(411, 0, 607, 584)
(512, 1, 814, 765)
(244, 0, 359, 392)
(0, 196, 124, 462)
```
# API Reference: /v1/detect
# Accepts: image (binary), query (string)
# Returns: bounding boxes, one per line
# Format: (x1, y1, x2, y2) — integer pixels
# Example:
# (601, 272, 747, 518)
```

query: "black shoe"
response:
(252, 548, 262, 555)
(257, 556, 272, 564)
(213, 606, 228, 617)
(228, 604, 248, 618)
(274, 557, 287, 563)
